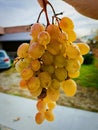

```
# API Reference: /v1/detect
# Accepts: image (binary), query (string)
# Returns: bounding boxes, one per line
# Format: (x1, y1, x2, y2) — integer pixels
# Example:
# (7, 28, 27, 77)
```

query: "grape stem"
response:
(37, 9, 44, 23)
(37, 0, 63, 26)
(42, 0, 50, 26)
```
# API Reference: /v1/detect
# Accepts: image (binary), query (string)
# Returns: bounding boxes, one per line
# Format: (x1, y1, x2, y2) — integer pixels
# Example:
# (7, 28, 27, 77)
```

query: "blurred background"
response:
(0, 0, 98, 112)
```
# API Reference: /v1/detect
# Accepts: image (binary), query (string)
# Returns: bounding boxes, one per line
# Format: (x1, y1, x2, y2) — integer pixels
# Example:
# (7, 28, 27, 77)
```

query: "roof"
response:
(0, 27, 4, 34)
(0, 32, 31, 42)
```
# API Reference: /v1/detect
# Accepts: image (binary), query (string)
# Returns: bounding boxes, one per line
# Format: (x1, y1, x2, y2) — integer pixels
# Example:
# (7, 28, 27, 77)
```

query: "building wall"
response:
(0, 25, 31, 58)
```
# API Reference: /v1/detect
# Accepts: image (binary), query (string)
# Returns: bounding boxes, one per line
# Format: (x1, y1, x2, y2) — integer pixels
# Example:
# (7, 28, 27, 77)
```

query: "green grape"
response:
(54, 54, 66, 68)
(59, 17, 74, 31)
(66, 59, 81, 73)
(28, 42, 45, 59)
(23, 57, 33, 64)
(41, 50, 54, 65)
(46, 24, 60, 42)
(66, 30, 76, 42)
(55, 67, 67, 81)
(38, 71, 51, 88)
(47, 87, 60, 101)
(15, 59, 27, 72)
(47, 101, 56, 110)
(76, 43, 90, 55)
(45, 110, 55, 121)
(38, 31, 50, 46)
(58, 32, 68, 45)
(29, 86, 42, 97)
(17, 43, 29, 58)
(68, 71, 80, 78)
(77, 54, 84, 64)
(30, 23, 45, 41)
(21, 67, 33, 80)
(61, 79, 77, 97)
(41, 65, 55, 75)
(27, 77, 41, 92)
(47, 42, 61, 55)
(66, 43, 80, 59)
(51, 79, 60, 90)
(31, 59, 41, 71)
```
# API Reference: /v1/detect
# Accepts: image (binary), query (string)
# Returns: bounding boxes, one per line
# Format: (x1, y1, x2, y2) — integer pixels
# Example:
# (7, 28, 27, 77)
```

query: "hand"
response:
(63, 0, 98, 19)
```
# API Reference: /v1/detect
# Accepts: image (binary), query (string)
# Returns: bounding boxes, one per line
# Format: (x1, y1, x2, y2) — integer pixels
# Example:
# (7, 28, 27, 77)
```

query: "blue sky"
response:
(0, 0, 98, 37)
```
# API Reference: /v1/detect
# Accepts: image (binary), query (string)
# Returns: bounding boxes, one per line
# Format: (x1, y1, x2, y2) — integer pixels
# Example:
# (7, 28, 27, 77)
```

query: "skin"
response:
(63, 0, 98, 19)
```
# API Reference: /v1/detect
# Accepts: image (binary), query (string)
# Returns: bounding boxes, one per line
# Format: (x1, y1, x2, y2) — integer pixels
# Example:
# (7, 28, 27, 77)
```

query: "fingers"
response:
(62, 0, 98, 19)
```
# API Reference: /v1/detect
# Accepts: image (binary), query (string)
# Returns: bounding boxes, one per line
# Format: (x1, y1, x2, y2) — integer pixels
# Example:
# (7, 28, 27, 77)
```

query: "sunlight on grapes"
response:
(14, 0, 90, 124)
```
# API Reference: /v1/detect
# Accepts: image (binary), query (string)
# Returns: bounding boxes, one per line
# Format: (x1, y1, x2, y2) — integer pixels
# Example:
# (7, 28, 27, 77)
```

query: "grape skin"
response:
(38, 71, 52, 88)
(35, 112, 45, 124)
(28, 42, 45, 59)
(76, 43, 90, 55)
(17, 43, 29, 58)
(61, 79, 77, 97)
(36, 100, 46, 112)
(45, 110, 55, 121)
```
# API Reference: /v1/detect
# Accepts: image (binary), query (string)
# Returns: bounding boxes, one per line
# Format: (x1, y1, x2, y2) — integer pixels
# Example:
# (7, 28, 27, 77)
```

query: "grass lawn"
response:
(75, 58, 98, 88)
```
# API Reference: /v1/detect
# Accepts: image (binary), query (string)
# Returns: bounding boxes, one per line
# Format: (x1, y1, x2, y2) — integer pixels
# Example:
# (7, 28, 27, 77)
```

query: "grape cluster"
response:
(14, 0, 90, 124)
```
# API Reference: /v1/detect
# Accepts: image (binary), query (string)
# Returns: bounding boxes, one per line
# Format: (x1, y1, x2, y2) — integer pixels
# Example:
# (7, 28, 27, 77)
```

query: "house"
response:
(0, 25, 31, 58)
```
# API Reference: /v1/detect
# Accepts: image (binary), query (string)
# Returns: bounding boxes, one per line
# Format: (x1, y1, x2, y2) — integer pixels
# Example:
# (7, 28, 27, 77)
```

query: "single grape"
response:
(29, 86, 42, 97)
(45, 109, 55, 121)
(28, 42, 45, 59)
(27, 77, 41, 92)
(30, 23, 45, 40)
(47, 87, 60, 101)
(38, 31, 50, 47)
(19, 79, 27, 89)
(46, 24, 60, 42)
(76, 43, 90, 55)
(47, 42, 61, 55)
(61, 79, 77, 97)
(15, 59, 27, 72)
(66, 59, 81, 73)
(35, 112, 45, 124)
(21, 67, 33, 80)
(51, 79, 60, 90)
(23, 57, 33, 65)
(31, 59, 40, 71)
(41, 65, 55, 75)
(66, 43, 80, 59)
(77, 54, 84, 64)
(54, 54, 66, 68)
(41, 50, 54, 65)
(59, 17, 74, 31)
(68, 71, 80, 78)
(47, 101, 56, 110)
(17, 43, 29, 58)
(58, 32, 68, 45)
(36, 100, 46, 112)
(55, 68, 67, 81)
(66, 30, 76, 42)
(38, 71, 51, 88)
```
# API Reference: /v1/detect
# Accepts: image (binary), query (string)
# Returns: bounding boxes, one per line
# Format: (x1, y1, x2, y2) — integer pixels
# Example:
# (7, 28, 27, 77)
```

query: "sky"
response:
(0, 0, 98, 37)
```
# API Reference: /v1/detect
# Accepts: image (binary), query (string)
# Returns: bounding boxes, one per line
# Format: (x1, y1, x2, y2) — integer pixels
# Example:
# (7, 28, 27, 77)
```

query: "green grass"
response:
(75, 58, 98, 88)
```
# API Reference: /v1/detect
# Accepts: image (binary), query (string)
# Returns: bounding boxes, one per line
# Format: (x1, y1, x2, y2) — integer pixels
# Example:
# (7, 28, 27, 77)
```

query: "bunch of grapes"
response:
(14, 0, 90, 124)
